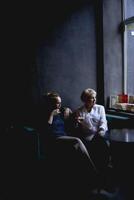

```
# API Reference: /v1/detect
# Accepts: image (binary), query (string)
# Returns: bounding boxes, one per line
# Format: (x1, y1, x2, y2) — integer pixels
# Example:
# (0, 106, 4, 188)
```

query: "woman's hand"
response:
(74, 112, 84, 124)
(74, 112, 84, 128)
(64, 108, 72, 119)
(48, 109, 60, 124)
(74, 112, 92, 131)
(51, 109, 61, 116)
(75, 116, 84, 124)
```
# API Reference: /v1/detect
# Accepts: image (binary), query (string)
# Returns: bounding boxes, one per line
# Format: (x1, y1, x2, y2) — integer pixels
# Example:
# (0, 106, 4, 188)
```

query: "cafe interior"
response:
(1, 0, 134, 199)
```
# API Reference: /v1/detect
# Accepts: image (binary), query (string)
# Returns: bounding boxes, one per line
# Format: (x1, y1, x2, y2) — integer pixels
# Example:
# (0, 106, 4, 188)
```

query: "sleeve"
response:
(98, 106, 108, 136)
(65, 110, 80, 136)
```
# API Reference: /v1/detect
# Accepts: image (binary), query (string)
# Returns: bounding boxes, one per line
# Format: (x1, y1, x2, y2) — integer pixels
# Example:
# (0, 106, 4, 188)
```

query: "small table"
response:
(108, 129, 134, 198)
(109, 129, 134, 143)
(108, 129, 134, 177)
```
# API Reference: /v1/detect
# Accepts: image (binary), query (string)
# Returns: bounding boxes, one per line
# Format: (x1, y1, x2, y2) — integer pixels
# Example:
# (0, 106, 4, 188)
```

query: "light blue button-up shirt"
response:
(76, 104, 108, 140)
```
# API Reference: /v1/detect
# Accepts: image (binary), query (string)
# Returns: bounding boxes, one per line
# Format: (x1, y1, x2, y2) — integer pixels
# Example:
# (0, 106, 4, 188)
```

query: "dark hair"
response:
(42, 91, 61, 108)
(46, 92, 60, 103)
(46, 91, 60, 99)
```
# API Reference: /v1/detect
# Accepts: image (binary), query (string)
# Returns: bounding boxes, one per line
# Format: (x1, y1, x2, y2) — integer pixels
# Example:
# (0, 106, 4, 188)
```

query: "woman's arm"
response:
(48, 109, 61, 124)
(98, 106, 108, 136)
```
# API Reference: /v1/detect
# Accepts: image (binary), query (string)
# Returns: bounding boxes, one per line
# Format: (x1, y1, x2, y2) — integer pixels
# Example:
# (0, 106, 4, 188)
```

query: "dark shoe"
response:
(88, 192, 111, 200)
(99, 188, 118, 198)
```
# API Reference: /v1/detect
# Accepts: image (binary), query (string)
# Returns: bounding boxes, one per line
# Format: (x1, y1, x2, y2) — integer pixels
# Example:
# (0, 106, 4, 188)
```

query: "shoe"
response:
(88, 191, 113, 200)
(100, 188, 118, 198)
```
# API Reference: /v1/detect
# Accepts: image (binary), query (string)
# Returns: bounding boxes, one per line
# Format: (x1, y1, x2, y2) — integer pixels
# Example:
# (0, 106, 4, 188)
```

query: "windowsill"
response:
(106, 108, 134, 129)
(106, 108, 134, 119)
(113, 103, 134, 112)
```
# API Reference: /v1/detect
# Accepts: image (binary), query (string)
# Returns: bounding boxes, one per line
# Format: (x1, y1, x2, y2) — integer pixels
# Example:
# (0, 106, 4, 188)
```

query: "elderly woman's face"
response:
(84, 93, 96, 109)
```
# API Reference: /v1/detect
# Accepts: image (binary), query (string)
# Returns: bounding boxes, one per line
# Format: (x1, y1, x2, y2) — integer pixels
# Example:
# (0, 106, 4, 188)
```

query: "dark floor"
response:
(0, 162, 133, 200)
(88, 187, 132, 200)
(87, 166, 133, 200)
(0, 128, 134, 200)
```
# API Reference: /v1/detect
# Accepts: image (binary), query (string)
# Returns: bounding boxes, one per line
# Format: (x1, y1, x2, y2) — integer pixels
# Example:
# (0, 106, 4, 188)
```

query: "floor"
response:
(0, 171, 133, 200)
(1, 162, 133, 200)
(1, 134, 134, 200)
(87, 172, 132, 200)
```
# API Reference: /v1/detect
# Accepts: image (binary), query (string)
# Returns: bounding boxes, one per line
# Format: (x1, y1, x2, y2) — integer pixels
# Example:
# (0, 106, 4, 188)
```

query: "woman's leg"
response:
(56, 136, 99, 192)
(46, 136, 99, 198)
(82, 135, 110, 173)
(56, 135, 97, 172)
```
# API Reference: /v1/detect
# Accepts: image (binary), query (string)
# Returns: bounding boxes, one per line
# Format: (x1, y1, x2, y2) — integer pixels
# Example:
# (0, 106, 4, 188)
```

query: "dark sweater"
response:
(47, 114, 67, 138)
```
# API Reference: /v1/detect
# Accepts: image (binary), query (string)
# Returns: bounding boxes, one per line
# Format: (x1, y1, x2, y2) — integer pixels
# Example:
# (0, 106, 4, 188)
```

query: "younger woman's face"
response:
(52, 96, 62, 110)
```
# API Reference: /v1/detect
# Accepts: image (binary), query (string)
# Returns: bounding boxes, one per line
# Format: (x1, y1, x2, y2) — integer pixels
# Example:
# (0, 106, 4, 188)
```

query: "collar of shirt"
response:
(81, 105, 95, 113)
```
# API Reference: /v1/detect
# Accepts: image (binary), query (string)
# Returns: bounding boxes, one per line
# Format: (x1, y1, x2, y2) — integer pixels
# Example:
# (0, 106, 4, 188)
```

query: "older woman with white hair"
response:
(72, 88, 110, 173)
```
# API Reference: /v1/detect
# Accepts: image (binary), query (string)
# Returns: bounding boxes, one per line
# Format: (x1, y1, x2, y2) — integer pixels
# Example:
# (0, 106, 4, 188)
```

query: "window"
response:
(108, 1, 134, 113)
(122, 0, 134, 94)
(123, 17, 134, 94)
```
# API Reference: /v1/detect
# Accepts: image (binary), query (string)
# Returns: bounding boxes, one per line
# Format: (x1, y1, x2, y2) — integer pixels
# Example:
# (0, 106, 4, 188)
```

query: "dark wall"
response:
(34, 0, 97, 110)
(1, 0, 97, 126)
(1, 2, 43, 125)
(103, 0, 123, 106)
(2, 0, 129, 126)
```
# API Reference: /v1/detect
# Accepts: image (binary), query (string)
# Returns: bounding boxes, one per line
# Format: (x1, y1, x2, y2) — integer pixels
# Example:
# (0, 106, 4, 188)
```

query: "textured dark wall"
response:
(34, 1, 97, 110)
(3, 0, 132, 125)
(1, 0, 97, 125)
(103, 0, 123, 106)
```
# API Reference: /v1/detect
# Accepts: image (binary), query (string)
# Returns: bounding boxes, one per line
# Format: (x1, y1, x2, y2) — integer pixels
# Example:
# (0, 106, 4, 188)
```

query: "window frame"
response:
(123, 16, 134, 94)
(122, 0, 134, 94)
